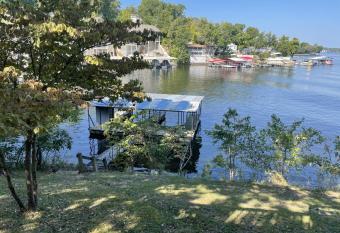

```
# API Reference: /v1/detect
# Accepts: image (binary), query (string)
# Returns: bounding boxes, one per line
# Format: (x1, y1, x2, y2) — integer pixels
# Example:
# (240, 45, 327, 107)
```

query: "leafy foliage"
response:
(207, 109, 255, 180)
(208, 109, 339, 181)
(36, 127, 72, 170)
(104, 114, 188, 172)
(264, 115, 325, 176)
(0, 0, 156, 211)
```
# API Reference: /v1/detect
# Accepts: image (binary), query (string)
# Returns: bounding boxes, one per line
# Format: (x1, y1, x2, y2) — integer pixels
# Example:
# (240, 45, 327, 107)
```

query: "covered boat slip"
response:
(86, 93, 204, 169)
(136, 93, 203, 130)
(88, 98, 134, 138)
(88, 93, 204, 138)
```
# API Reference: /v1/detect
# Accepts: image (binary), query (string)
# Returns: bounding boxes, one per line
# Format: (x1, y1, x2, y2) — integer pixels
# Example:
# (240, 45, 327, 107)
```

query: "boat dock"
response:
(85, 93, 204, 172)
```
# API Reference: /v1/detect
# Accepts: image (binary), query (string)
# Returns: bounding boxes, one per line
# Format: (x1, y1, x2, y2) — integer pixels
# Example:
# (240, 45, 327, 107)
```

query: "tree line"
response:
(119, 0, 324, 63)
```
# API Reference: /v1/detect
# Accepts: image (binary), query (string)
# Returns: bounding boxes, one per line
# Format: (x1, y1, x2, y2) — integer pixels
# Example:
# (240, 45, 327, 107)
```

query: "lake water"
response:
(64, 53, 340, 187)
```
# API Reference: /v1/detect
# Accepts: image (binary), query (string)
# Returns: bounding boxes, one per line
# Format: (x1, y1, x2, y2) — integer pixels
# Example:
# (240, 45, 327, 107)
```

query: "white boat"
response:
(311, 56, 333, 65)
(300, 60, 316, 66)
(160, 60, 172, 70)
(221, 64, 238, 68)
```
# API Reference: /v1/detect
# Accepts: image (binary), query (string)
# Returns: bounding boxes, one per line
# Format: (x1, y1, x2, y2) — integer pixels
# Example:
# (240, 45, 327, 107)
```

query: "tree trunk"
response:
(230, 156, 236, 181)
(281, 150, 287, 176)
(31, 134, 38, 206)
(0, 151, 26, 212)
(24, 132, 36, 211)
(37, 146, 43, 170)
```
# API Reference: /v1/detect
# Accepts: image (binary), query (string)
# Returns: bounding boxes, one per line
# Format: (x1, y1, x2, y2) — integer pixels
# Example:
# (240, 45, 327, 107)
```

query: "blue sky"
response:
(120, 0, 340, 47)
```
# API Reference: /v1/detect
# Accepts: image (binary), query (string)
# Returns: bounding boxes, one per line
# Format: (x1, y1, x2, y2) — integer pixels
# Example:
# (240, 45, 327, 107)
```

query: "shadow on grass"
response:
(0, 172, 339, 233)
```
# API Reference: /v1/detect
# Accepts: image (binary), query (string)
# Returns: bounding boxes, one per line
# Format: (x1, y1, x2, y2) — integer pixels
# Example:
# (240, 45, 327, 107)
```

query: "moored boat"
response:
(300, 60, 316, 66)
(266, 57, 295, 67)
(311, 56, 333, 65)
(160, 60, 172, 70)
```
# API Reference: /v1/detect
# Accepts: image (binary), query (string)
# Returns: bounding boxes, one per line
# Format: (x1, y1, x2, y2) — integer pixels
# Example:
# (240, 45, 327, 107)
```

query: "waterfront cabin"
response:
(84, 15, 174, 64)
(228, 43, 238, 53)
(187, 43, 239, 64)
(187, 43, 215, 64)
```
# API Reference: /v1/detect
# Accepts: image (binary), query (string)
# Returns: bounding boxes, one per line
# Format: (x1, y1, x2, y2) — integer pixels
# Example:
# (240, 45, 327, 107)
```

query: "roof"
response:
(91, 97, 133, 108)
(90, 93, 204, 113)
(311, 56, 331, 61)
(137, 93, 204, 113)
(238, 55, 254, 61)
(208, 58, 227, 63)
(130, 24, 161, 33)
(187, 43, 207, 48)
(267, 57, 292, 61)
(228, 57, 247, 63)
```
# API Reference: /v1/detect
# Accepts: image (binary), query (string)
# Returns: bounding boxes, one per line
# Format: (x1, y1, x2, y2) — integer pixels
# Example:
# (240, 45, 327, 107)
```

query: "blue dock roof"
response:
(91, 93, 204, 113)
(137, 93, 204, 113)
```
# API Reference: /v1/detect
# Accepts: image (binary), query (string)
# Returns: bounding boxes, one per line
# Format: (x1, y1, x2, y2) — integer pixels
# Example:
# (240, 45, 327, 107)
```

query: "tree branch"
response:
(0, 151, 27, 212)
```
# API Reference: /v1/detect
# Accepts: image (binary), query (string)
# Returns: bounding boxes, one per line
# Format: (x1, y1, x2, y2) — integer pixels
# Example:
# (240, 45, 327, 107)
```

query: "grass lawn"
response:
(0, 171, 339, 233)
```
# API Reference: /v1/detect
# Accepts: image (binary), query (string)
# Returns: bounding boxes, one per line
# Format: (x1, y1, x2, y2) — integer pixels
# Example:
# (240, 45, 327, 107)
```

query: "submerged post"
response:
(77, 153, 85, 173)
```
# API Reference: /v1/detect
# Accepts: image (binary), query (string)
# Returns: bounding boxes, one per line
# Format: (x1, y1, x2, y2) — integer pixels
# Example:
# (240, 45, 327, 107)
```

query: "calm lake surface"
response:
(64, 53, 340, 187)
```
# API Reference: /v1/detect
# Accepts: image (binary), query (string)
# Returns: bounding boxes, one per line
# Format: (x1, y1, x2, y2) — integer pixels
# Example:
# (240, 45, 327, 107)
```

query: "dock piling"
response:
(77, 153, 86, 173)
(92, 156, 98, 172)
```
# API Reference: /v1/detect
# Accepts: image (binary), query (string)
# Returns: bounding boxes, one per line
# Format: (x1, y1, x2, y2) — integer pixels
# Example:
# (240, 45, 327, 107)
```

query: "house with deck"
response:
(84, 15, 175, 65)
(187, 43, 239, 64)
(187, 43, 215, 64)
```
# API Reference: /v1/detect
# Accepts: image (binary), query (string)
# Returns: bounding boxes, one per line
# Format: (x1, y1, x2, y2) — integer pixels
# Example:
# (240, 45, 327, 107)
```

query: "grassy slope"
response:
(0, 172, 339, 233)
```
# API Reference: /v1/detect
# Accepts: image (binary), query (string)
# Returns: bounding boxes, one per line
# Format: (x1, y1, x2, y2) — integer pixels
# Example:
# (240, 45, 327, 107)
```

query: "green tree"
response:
(322, 136, 340, 175)
(117, 6, 137, 22)
(276, 36, 300, 56)
(188, 18, 215, 45)
(336, 136, 340, 156)
(104, 115, 187, 172)
(0, 67, 79, 211)
(138, 0, 185, 34)
(288, 38, 300, 56)
(264, 115, 325, 176)
(276, 36, 290, 56)
(100, 0, 120, 22)
(265, 32, 278, 48)
(36, 127, 73, 170)
(163, 17, 191, 64)
(0, 137, 27, 211)
(207, 109, 255, 181)
(0, 0, 154, 212)
(214, 46, 232, 58)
